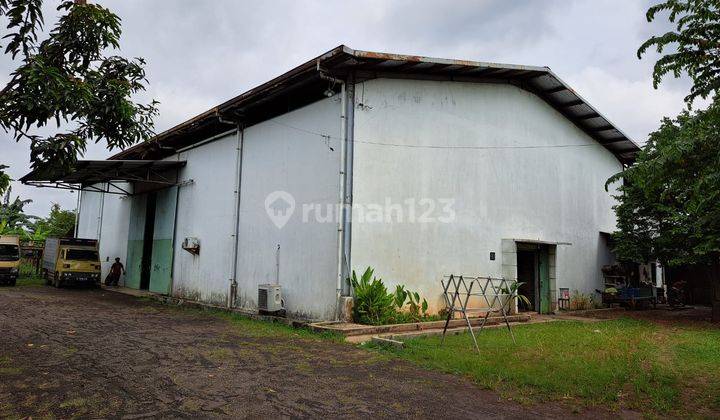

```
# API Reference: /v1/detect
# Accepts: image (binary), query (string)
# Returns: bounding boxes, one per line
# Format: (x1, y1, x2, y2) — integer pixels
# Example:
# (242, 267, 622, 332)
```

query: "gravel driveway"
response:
(0, 285, 621, 419)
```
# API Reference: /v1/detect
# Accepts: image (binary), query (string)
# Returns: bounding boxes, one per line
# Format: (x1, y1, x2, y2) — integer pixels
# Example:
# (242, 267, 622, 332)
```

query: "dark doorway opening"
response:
(517, 250, 537, 312)
(140, 192, 157, 290)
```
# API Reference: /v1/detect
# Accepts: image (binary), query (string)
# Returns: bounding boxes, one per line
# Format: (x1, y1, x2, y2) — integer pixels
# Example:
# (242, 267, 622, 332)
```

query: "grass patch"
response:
(59, 398, 88, 409)
(203, 347, 233, 362)
(0, 367, 22, 375)
(139, 298, 343, 342)
(366, 318, 720, 415)
(0, 355, 21, 376)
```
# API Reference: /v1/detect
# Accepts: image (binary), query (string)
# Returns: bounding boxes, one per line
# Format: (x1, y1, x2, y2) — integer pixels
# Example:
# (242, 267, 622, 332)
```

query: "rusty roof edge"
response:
(110, 45, 351, 160)
(347, 47, 639, 155)
(347, 47, 548, 72)
(110, 45, 640, 160)
(110, 106, 221, 160)
(541, 68, 641, 153)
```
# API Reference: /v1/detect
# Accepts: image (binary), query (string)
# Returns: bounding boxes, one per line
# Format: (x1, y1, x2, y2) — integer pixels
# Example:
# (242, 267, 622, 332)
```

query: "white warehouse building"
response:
(22, 46, 639, 320)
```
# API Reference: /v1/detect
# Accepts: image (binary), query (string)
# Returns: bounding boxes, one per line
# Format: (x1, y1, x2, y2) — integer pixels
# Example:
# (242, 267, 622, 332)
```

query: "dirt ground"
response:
(1, 286, 634, 419)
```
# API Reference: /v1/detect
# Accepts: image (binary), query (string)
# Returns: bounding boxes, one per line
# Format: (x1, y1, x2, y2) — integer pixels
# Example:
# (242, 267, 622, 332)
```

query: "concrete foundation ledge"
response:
(557, 307, 626, 317)
(371, 336, 404, 349)
(309, 314, 531, 337)
(99, 286, 533, 340)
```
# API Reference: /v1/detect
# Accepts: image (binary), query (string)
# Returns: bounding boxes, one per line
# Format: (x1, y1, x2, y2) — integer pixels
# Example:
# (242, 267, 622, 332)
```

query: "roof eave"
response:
(110, 45, 640, 162)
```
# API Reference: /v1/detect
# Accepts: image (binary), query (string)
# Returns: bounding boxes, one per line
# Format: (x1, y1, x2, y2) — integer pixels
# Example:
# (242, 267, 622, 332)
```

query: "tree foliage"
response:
(638, 0, 720, 105)
(608, 104, 720, 267)
(0, 165, 10, 195)
(616, 1, 720, 321)
(29, 202, 75, 239)
(0, 186, 35, 235)
(0, 187, 75, 240)
(0, 0, 158, 192)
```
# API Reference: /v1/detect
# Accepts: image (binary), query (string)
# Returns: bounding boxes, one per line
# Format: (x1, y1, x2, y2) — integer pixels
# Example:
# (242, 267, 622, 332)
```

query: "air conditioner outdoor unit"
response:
(258, 284, 284, 313)
(181, 237, 200, 255)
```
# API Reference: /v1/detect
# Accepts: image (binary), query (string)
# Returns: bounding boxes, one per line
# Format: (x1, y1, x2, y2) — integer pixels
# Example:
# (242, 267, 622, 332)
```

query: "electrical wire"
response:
(266, 119, 602, 151)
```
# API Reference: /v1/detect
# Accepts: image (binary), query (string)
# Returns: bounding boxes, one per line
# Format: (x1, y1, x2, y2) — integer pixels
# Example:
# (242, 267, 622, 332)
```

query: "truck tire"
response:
(44, 270, 51, 286)
(53, 272, 62, 288)
(10, 278, 16, 287)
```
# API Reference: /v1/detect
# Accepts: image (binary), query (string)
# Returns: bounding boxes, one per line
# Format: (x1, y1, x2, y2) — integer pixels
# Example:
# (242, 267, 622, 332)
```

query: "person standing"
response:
(105, 257, 126, 286)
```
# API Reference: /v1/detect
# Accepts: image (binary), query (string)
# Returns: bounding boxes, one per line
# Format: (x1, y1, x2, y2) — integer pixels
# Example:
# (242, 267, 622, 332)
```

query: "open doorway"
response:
(516, 242, 552, 313)
(139, 192, 157, 290)
(517, 250, 537, 311)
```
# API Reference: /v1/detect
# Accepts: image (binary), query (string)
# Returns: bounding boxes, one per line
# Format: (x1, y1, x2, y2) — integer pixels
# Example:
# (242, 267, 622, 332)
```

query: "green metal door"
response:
(149, 186, 177, 294)
(539, 246, 550, 314)
(125, 194, 147, 289)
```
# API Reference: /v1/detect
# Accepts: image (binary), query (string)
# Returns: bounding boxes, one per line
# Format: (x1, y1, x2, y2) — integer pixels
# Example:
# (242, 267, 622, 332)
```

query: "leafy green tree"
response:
(609, 104, 720, 320)
(29, 202, 75, 239)
(611, 0, 720, 321)
(638, 0, 720, 106)
(0, 186, 35, 234)
(0, 165, 9, 196)
(0, 0, 158, 194)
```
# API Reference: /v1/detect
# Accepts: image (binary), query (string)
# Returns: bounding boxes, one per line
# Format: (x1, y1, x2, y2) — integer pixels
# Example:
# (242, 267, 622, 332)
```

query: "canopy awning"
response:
(20, 160, 186, 195)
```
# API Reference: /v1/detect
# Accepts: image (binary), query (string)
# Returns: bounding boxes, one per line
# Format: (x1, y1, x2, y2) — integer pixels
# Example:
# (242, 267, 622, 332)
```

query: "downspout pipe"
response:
(317, 61, 354, 319)
(97, 183, 106, 244)
(219, 114, 242, 309)
(342, 73, 355, 295)
(74, 189, 81, 238)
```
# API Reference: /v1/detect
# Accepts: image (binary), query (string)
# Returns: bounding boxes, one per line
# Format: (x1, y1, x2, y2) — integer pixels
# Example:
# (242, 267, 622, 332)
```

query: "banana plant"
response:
(501, 281, 532, 309)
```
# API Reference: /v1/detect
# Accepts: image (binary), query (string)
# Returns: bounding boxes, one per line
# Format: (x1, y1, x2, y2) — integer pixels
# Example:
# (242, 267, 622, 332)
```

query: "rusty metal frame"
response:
(22, 181, 130, 195)
(20, 160, 185, 196)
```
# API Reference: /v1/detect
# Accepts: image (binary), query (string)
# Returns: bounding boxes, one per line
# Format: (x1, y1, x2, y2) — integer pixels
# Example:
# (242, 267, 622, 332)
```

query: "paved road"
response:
(0, 285, 603, 419)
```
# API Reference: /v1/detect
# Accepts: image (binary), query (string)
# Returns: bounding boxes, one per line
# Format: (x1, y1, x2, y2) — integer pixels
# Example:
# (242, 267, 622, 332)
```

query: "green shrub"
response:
(406, 289, 429, 322)
(393, 284, 431, 322)
(349, 267, 396, 325)
(350, 267, 439, 325)
(500, 281, 532, 310)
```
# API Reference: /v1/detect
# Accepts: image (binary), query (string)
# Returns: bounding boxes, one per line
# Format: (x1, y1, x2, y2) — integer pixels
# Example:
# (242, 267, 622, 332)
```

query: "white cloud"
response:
(566, 66, 691, 144)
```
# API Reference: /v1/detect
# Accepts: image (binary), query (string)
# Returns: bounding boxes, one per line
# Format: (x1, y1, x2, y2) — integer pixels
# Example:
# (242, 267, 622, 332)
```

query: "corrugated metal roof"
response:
(112, 45, 640, 163)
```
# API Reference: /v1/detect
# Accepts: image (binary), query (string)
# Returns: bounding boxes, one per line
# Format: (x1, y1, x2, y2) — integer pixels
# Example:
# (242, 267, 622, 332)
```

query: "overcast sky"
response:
(1, 0, 694, 216)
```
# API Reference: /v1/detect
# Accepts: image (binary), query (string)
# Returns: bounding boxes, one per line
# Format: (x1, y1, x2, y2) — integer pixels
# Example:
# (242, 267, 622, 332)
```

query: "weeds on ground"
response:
(567, 291, 600, 310)
(138, 299, 343, 342)
(365, 318, 720, 416)
(15, 262, 44, 287)
(0, 355, 21, 376)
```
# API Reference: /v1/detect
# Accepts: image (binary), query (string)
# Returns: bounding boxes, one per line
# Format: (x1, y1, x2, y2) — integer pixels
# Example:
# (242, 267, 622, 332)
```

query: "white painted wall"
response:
(77, 189, 102, 240)
(167, 95, 342, 316)
(74, 96, 342, 318)
(351, 79, 623, 312)
(76, 183, 131, 280)
(235, 96, 342, 320)
(75, 78, 626, 320)
(170, 133, 238, 304)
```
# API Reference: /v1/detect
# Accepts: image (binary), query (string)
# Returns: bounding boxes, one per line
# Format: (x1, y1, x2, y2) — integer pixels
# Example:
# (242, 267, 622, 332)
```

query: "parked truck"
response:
(0, 235, 21, 286)
(42, 238, 101, 288)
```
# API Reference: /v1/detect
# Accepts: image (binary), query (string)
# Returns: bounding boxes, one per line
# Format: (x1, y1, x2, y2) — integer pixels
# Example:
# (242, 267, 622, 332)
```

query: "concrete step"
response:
(347, 316, 552, 344)
(310, 313, 532, 337)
